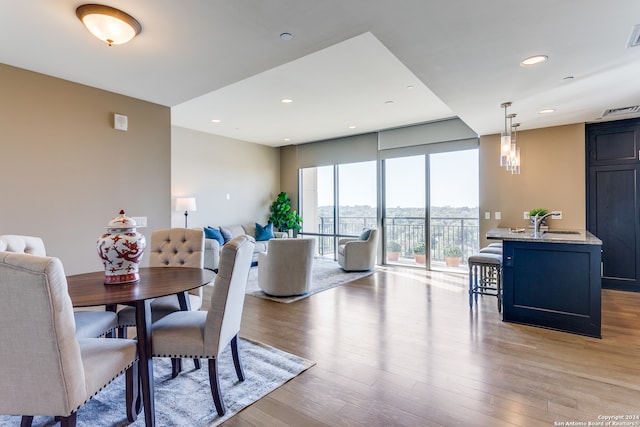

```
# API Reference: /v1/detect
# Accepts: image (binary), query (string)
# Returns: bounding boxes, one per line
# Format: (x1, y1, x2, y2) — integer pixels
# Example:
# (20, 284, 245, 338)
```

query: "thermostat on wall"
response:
(114, 113, 128, 131)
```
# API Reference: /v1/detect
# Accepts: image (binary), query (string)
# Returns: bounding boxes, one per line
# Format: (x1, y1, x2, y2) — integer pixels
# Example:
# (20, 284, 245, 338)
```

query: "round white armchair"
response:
(257, 238, 316, 296)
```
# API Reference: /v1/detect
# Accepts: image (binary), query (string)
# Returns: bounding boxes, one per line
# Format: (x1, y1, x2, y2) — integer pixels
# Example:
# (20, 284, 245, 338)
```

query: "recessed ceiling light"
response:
(281, 98, 293, 104)
(407, 85, 415, 90)
(539, 108, 555, 114)
(563, 76, 574, 81)
(385, 100, 394, 104)
(211, 119, 221, 123)
(348, 125, 357, 129)
(280, 32, 293, 41)
(521, 55, 548, 66)
(284, 138, 291, 142)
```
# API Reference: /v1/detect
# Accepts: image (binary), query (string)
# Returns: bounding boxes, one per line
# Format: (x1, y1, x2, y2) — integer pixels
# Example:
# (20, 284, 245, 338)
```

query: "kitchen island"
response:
(487, 228, 603, 338)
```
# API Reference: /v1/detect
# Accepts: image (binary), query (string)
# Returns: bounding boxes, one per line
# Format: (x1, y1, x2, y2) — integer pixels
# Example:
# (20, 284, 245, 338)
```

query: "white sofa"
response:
(203, 224, 286, 271)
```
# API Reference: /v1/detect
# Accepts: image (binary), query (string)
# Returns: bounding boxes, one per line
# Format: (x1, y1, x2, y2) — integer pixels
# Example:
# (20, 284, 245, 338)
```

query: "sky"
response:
(316, 149, 479, 208)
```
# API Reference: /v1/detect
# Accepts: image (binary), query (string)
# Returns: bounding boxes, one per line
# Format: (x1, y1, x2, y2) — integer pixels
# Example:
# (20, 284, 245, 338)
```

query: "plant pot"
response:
(387, 251, 400, 261)
(445, 256, 462, 267)
(414, 254, 426, 264)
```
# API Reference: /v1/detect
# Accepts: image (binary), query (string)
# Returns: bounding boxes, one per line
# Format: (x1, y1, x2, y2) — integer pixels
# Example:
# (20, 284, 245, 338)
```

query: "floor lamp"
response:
(175, 197, 196, 228)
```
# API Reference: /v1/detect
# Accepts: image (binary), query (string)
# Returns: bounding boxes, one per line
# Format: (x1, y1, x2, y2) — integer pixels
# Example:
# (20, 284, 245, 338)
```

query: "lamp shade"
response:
(175, 197, 196, 212)
(76, 4, 141, 46)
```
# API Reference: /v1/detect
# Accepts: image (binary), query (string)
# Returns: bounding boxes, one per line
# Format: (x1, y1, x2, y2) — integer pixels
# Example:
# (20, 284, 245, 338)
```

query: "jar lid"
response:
(106, 210, 137, 229)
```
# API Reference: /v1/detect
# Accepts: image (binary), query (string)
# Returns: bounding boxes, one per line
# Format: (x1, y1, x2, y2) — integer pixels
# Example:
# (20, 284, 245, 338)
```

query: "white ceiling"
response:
(2, 1, 640, 147)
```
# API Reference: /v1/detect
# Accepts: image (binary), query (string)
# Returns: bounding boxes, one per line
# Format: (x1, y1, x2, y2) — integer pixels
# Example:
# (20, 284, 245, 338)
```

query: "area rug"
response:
(246, 259, 375, 303)
(0, 338, 314, 427)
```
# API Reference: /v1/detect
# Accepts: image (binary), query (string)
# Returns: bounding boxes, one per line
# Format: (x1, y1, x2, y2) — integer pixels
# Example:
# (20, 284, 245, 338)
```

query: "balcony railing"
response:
(305, 216, 479, 266)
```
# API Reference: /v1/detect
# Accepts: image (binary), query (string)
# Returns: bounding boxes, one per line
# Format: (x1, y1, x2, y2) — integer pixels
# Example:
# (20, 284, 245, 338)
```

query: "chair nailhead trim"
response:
(155, 353, 213, 359)
(76, 359, 138, 411)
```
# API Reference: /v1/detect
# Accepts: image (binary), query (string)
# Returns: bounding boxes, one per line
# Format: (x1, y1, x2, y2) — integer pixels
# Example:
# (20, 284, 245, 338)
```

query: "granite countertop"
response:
(486, 228, 602, 245)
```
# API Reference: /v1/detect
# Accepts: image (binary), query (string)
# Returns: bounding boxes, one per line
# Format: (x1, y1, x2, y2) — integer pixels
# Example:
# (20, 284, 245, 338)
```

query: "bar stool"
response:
(479, 246, 502, 255)
(468, 252, 502, 312)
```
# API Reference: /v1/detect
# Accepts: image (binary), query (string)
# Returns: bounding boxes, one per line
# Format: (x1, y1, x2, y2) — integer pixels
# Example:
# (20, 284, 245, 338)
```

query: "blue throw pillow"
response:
(359, 228, 372, 241)
(204, 226, 224, 246)
(255, 222, 275, 241)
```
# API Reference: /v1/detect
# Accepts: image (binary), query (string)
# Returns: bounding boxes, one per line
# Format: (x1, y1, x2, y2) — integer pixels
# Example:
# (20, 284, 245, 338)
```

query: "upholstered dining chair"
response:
(337, 228, 379, 271)
(149, 235, 255, 416)
(0, 234, 118, 339)
(117, 228, 207, 373)
(0, 251, 139, 426)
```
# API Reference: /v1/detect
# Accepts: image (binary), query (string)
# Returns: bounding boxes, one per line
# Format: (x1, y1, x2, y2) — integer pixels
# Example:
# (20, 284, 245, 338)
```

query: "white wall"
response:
(171, 126, 281, 228)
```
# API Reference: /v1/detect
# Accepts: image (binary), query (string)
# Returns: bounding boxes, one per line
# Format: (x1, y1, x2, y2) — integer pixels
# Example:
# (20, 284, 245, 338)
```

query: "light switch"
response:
(494, 212, 501, 220)
(551, 211, 562, 220)
(131, 216, 147, 227)
(484, 212, 491, 220)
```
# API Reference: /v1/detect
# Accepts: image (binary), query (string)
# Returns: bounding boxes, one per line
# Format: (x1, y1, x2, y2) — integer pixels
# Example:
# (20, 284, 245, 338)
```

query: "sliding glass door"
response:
(299, 150, 478, 269)
(383, 155, 426, 266)
(382, 149, 479, 270)
(300, 161, 377, 260)
(429, 149, 479, 271)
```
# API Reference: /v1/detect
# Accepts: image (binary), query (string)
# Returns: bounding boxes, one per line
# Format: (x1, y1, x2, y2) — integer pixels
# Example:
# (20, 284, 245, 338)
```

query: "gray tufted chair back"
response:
(0, 234, 119, 339)
(0, 235, 46, 256)
(149, 228, 204, 268)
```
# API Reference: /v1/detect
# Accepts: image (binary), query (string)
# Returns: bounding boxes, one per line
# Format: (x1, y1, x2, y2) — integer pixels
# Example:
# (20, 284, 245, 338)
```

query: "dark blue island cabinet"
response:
(502, 240, 602, 338)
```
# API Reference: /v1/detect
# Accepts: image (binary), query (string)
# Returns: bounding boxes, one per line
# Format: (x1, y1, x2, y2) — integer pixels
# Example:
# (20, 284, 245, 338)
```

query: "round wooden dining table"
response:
(66, 267, 216, 427)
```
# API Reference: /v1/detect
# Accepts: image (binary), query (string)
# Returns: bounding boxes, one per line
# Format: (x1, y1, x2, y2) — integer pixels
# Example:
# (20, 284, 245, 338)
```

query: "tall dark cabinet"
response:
(587, 118, 640, 291)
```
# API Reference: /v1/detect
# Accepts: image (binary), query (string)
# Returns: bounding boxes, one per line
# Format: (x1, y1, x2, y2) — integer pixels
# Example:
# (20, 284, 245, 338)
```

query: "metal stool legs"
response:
(468, 253, 502, 313)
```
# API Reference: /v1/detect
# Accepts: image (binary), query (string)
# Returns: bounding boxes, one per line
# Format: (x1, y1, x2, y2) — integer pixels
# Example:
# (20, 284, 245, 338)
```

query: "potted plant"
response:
(413, 242, 426, 264)
(386, 240, 401, 261)
(268, 192, 302, 235)
(444, 245, 462, 267)
(529, 208, 549, 227)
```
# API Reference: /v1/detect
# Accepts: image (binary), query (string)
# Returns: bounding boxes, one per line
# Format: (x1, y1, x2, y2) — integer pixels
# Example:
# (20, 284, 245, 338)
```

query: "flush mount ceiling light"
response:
(281, 98, 293, 104)
(520, 55, 548, 67)
(76, 4, 141, 46)
(539, 108, 556, 114)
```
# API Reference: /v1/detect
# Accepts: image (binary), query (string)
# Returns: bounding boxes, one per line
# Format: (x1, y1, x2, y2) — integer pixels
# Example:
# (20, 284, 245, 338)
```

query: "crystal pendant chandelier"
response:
(508, 123, 521, 175)
(499, 102, 521, 175)
(499, 102, 512, 167)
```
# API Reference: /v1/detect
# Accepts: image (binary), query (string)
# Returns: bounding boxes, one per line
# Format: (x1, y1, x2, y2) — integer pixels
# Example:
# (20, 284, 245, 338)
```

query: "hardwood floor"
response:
(208, 266, 640, 426)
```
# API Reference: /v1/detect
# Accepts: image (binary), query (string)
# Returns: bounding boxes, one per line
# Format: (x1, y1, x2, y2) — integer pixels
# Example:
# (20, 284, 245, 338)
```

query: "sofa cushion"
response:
(254, 240, 269, 254)
(242, 224, 256, 237)
(223, 225, 246, 239)
(219, 226, 234, 243)
(255, 222, 275, 241)
(204, 226, 224, 246)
